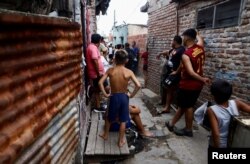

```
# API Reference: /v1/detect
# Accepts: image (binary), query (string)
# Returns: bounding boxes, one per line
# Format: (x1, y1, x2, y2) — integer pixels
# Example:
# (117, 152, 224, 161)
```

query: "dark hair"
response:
(101, 37, 104, 41)
(91, 34, 101, 44)
(210, 79, 233, 104)
(116, 44, 122, 49)
(182, 28, 197, 40)
(173, 35, 182, 45)
(125, 43, 130, 48)
(115, 50, 128, 65)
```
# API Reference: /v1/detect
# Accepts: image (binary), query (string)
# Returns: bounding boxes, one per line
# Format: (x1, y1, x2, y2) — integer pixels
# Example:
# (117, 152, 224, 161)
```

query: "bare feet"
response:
(99, 133, 108, 140)
(140, 130, 154, 137)
(118, 139, 126, 147)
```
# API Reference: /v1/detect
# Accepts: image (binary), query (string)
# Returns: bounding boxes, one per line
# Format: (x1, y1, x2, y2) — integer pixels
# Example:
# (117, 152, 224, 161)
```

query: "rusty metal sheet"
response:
(0, 10, 83, 163)
(0, 9, 80, 28)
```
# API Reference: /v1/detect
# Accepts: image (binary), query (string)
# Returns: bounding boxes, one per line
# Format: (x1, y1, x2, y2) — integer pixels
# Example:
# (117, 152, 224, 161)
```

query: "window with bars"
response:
(197, 0, 243, 29)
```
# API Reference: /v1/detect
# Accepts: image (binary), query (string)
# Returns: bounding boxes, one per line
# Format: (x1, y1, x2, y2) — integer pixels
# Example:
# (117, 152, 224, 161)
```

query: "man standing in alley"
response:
(166, 29, 210, 137)
(86, 34, 107, 111)
(132, 41, 140, 75)
(108, 44, 114, 61)
(156, 36, 185, 112)
(125, 43, 136, 73)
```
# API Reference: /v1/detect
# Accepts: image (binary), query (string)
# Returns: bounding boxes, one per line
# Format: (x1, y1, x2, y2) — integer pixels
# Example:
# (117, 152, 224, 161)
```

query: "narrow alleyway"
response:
(122, 78, 209, 164)
(1, 1, 250, 163)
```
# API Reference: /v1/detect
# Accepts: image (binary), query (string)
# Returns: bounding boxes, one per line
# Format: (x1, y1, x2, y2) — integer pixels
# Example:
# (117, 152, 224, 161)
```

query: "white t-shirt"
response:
(109, 47, 113, 55)
(101, 56, 110, 72)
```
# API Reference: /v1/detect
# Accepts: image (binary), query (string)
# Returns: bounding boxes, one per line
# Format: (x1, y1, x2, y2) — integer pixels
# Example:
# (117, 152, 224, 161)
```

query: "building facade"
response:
(112, 24, 128, 45)
(112, 24, 148, 48)
(145, 0, 250, 104)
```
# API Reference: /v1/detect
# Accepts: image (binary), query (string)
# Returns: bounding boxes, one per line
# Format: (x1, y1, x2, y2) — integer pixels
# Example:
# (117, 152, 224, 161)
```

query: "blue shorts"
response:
(110, 121, 131, 132)
(107, 93, 130, 123)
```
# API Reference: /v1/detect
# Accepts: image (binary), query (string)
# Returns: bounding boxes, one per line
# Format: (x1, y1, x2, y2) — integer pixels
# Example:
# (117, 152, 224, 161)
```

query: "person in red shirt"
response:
(141, 46, 149, 87)
(166, 29, 210, 137)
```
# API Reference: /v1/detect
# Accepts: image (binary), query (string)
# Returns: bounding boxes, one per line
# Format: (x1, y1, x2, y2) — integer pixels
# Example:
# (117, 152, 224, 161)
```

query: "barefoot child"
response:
(99, 50, 141, 147)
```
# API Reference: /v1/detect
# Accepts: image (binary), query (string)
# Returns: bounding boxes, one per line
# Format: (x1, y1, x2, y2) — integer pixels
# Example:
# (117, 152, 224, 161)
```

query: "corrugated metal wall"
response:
(0, 10, 83, 163)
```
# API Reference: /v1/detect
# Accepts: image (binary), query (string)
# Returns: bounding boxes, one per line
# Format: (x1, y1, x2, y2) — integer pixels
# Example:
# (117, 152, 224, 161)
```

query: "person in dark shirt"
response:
(141, 46, 149, 87)
(125, 43, 136, 73)
(132, 41, 140, 75)
(157, 36, 185, 113)
(166, 29, 210, 137)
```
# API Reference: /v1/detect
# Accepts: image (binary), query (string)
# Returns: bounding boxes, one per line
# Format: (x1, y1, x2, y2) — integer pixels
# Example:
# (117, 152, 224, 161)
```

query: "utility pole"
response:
(113, 10, 116, 46)
(114, 10, 116, 27)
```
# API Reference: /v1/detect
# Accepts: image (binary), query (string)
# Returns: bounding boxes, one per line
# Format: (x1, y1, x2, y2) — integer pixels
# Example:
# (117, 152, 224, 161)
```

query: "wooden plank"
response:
(92, 111, 99, 120)
(95, 121, 105, 155)
(119, 136, 130, 155)
(104, 132, 111, 155)
(110, 132, 120, 155)
(85, 112, 98, 155)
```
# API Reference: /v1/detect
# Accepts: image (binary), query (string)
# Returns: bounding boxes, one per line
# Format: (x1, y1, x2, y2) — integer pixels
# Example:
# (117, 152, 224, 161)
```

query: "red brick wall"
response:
(147, 3, 177, 93)
(127, 34, 148, 53)
(127, 34, 148, 76)
(147, 0, 250, 104)
(177, 0, 250, 104)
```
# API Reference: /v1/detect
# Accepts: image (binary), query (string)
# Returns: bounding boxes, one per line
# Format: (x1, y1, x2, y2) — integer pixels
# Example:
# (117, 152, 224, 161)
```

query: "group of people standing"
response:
(86, 34, 143, 112)
(157, 28, 209, 137)
(85, 29, 250, 148)
(156, 28, 250, 148)
(85, 34, 152, 147)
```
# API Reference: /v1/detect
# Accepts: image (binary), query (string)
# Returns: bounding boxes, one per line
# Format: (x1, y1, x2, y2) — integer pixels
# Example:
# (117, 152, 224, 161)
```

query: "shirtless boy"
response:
(99, 50, 141, 147)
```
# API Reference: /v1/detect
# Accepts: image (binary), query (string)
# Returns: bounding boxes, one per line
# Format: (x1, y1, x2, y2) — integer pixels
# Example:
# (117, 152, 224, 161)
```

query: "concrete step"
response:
(141, 88, 159, 99)
(141, 88, 178, 113)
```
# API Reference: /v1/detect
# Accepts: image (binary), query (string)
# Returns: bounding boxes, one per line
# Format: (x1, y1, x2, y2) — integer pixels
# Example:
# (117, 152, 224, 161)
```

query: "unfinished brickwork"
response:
(147, 0, 250, 104)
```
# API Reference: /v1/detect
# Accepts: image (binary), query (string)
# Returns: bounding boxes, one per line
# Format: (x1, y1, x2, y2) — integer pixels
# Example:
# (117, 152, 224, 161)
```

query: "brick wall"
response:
(87, 0, 97, 35)
(147, 3, 177, 93)
(177, 0, 250, 104)
(128, 34, 148, 77)
(127, 34, 148, 53)
(147, 0, 250, 104)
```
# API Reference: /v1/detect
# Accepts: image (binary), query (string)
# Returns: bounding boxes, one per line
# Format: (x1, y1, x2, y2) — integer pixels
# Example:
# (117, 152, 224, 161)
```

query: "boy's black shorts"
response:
(177, 89, 201, 109)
